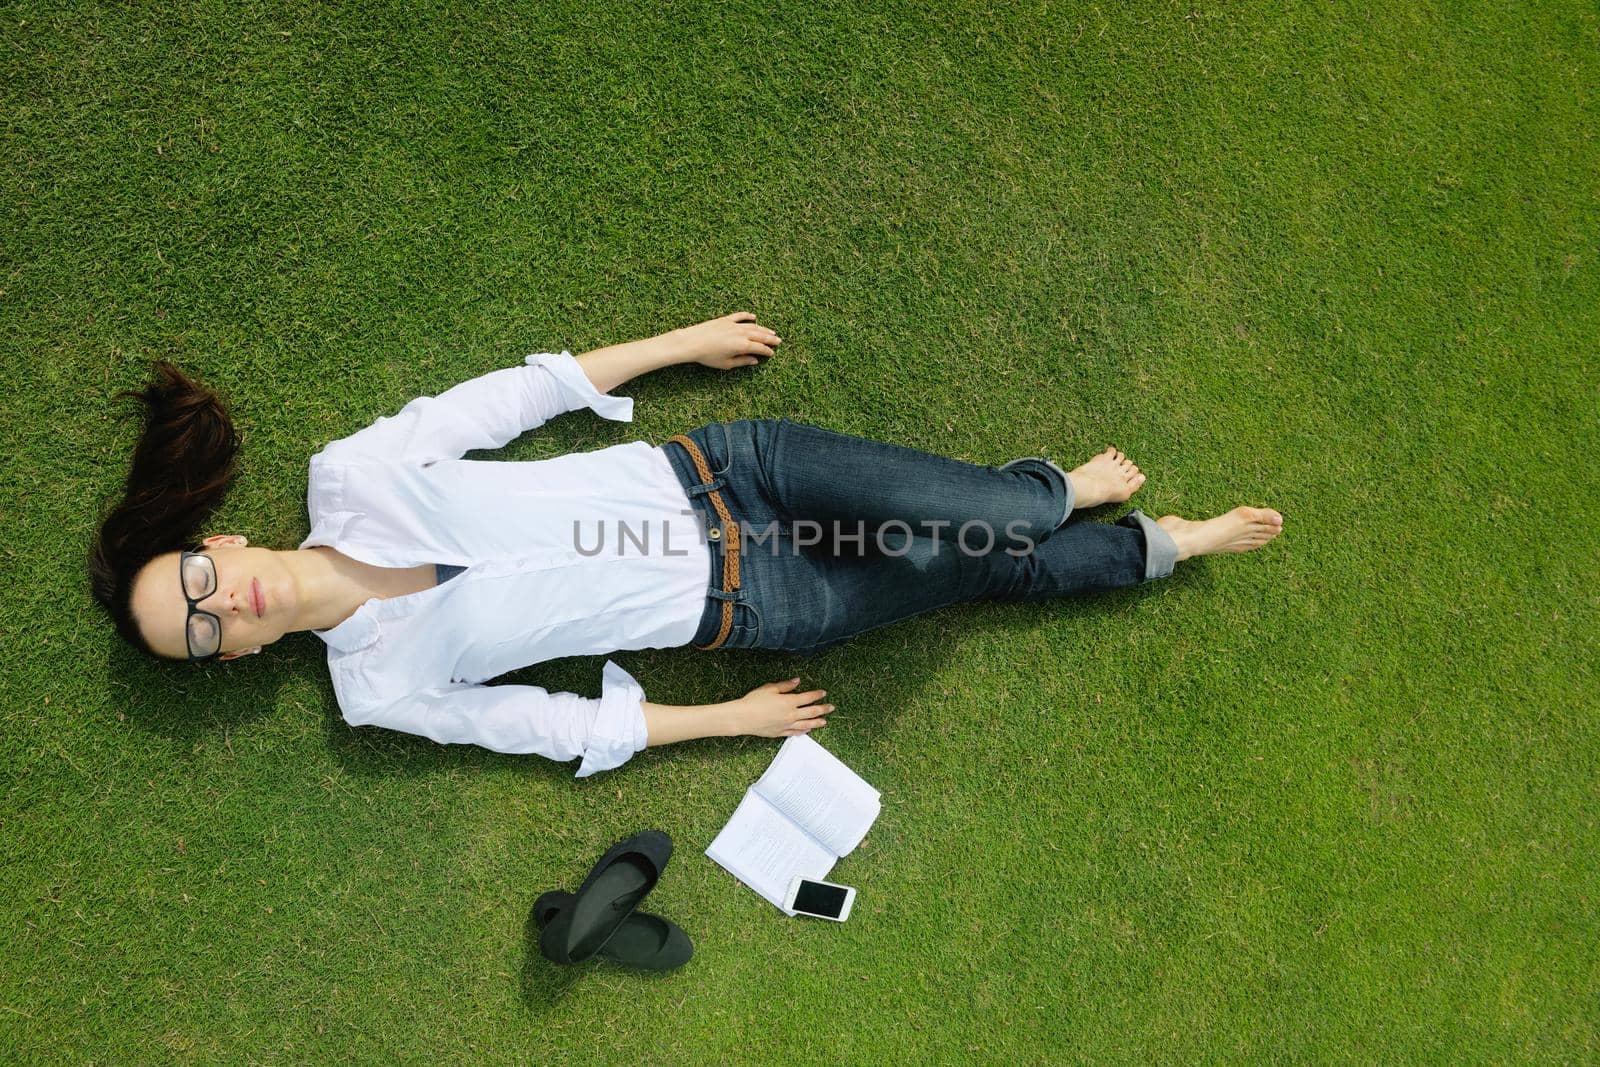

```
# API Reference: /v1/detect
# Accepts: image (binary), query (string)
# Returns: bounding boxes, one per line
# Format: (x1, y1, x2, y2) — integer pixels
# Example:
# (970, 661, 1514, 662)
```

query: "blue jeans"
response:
(662, 418, 1179, 656)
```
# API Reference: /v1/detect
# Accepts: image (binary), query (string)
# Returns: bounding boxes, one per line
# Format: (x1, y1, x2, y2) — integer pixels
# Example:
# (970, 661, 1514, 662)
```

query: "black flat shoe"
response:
(538, 829, 673, 965)
(534, 890, 692, 971)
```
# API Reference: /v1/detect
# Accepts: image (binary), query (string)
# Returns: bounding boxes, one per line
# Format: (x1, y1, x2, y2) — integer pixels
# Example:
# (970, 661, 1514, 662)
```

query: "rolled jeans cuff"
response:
(999, 456, 1076, 528)
(1118, 508, 1178, 582)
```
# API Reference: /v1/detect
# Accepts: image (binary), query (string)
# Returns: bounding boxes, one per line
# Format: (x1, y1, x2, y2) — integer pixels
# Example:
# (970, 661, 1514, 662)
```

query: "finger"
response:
(740, 357, 761, 367)
(743, 342, 775, 359)
(729, 311, 756, 323)
(770, 676, 802, 691)
(792, 718, 828, 730)
(792, 689, 827, 705)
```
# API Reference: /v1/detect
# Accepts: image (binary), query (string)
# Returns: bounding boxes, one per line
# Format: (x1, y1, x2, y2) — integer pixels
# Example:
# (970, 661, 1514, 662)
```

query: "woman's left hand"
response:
(674, 312, 783, 370)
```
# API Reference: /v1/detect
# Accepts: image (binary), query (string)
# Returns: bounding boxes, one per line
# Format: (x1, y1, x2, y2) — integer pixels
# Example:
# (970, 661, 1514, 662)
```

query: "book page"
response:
(753, 735, 881, 858)
(705, 790, 836, 914)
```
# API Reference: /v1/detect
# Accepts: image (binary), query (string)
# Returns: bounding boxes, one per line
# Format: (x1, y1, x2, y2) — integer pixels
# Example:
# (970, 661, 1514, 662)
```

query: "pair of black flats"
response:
(534, 829, 693, 971)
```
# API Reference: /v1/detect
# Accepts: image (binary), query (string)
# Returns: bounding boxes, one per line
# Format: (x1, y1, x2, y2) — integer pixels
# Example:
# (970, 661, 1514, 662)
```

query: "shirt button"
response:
(707, 526, 722, 541)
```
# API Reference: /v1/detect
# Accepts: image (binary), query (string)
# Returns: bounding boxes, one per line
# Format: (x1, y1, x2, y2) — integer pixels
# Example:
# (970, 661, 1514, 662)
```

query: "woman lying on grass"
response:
(90, 314, 1283, 776)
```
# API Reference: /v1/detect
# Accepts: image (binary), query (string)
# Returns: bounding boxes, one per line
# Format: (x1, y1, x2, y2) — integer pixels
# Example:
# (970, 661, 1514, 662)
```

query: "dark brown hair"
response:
(89, 360, 240, 660)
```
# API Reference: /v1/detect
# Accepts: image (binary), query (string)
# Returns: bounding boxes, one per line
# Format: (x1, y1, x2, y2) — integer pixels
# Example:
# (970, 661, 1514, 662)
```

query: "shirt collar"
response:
(312, 609, 377, 654)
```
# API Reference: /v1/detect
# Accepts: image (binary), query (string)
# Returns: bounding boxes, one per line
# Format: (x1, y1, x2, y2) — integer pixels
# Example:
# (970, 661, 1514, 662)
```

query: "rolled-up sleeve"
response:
(342, 659, 649, 777)
(577, 660, 651, 777)
(525, 351, 633, 423)
(315, 351, 633, 465)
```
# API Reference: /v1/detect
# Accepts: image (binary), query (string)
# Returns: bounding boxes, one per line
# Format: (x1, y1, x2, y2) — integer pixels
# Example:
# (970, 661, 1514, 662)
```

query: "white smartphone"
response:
(784, 876, 855, 921)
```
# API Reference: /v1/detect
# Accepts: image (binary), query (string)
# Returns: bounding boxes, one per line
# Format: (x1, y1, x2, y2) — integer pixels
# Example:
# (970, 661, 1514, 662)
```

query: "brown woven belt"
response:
(665, 434, 741, 650)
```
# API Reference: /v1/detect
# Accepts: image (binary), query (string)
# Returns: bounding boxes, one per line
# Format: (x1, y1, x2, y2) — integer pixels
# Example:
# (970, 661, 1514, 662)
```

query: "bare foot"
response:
(1068, 447, 1147, 508)
(1156, 507, 1284, 562)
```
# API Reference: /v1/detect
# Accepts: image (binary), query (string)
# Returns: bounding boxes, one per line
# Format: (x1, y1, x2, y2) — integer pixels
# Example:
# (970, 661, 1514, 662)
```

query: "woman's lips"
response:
(251, 578, 264, 618)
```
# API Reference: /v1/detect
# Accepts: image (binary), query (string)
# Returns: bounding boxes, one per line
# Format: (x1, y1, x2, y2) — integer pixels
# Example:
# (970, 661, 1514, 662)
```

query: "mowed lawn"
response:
(3, 1, 1596, 1061)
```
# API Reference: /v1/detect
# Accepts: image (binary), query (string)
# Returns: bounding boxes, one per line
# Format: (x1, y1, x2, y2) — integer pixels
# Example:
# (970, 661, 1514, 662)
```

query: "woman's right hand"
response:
(676, 312, 783, 370)
(727, 677, 835, 738)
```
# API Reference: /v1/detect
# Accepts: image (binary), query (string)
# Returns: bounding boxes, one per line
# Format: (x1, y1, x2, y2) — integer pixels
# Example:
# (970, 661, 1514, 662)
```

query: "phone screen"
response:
(794, 880, 848, 918)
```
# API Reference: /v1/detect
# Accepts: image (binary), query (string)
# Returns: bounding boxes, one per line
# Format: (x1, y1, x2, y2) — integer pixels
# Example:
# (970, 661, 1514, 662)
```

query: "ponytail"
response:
(89, 360, 240, 659)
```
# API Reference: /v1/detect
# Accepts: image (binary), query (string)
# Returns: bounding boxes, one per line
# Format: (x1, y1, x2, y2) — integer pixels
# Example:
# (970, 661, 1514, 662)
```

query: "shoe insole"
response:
(540, 900, 670, 963)
(568, 855, 652, 958)
(600, 914, 669, 961)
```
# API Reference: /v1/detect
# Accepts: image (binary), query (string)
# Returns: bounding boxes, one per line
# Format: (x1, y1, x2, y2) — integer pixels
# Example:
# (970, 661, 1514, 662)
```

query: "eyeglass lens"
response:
(182, 554, 217, 599)
(183, 554, 221, 657)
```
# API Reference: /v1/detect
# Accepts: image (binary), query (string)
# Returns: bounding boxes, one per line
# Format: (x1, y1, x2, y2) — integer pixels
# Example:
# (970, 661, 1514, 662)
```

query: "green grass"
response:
(3, 0, 1597, 1060)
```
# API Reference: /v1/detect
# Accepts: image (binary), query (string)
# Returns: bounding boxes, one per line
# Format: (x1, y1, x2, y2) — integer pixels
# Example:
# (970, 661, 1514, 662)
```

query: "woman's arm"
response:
(576, 312, 783, 394)
(642, 677, 834, 746)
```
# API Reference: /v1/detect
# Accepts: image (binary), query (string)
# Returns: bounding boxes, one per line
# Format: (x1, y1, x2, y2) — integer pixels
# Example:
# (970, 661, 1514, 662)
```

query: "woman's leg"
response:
(745, 511, 1178, 654)
(748, 418, 1077, 551)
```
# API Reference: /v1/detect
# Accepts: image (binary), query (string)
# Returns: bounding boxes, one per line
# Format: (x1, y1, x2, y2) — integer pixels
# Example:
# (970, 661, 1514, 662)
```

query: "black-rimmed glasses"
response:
(180, 550, 223, 661)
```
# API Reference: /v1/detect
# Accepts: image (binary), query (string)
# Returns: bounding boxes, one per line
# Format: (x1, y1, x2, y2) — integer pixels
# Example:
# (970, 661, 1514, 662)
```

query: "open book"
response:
(706, 734, 881, 914)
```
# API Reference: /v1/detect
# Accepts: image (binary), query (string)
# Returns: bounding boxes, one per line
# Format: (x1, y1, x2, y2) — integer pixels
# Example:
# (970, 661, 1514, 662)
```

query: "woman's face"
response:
(130, 534, 299, 662)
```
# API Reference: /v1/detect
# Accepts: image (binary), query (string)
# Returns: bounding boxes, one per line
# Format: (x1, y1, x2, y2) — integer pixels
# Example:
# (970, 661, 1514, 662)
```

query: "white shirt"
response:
(299, 351, 712, 777)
